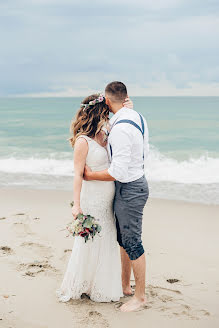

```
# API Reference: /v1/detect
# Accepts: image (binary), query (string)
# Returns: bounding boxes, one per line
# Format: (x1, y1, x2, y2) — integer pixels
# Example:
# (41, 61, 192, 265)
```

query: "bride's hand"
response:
(72, 205, 83, 219)
(123, 97, 133, 109)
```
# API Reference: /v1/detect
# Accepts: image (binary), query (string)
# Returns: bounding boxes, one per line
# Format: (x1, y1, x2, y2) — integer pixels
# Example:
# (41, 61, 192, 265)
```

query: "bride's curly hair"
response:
(69, 94, 109, 147)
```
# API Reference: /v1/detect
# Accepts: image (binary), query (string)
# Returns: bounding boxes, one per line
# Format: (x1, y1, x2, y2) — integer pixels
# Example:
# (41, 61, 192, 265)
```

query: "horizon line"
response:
(1, 95, 219, 98)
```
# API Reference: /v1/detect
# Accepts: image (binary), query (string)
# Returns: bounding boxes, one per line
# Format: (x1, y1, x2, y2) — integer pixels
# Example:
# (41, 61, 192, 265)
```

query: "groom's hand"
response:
(83, 165, 92, 181)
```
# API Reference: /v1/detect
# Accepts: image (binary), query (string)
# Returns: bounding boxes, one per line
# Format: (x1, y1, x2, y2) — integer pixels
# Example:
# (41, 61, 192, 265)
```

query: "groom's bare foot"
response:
(120, 296, 146, 312)
(123, 286, 133, 296)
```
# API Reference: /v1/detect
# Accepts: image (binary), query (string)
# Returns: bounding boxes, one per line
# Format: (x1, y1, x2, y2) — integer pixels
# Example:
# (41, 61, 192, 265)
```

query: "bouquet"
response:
(67, 203, 101, 243)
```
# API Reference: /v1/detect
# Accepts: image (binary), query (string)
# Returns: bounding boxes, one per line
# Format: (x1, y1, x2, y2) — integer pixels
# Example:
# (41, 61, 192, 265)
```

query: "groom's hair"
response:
(105, 81, 127, 103)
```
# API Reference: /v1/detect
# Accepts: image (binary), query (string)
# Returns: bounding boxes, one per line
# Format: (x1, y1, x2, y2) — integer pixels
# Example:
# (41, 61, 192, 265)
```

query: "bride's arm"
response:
(72, 138, 88, 219)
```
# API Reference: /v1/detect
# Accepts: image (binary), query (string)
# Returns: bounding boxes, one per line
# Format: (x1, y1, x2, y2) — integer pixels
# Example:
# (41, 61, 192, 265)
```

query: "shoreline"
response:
(0, 188, 219, 327)
(1, 185, 219, 207)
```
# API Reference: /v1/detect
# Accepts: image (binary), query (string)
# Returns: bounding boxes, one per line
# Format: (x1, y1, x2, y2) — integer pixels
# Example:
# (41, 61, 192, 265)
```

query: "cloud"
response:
(0, 0, 219, 96)
(14, 80, 219, 97)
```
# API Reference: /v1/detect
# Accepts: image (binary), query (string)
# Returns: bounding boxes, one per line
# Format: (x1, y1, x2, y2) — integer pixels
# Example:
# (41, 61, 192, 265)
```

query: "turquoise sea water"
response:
(0, 97, 219, 204)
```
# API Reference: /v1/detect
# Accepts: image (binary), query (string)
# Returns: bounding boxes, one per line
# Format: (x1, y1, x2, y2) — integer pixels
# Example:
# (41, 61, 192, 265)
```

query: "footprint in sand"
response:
(80, 311, 109, 328)
(145, 285, 210, 320)
(65, 299, 109, 328)
(64, 249, 72, 253)
(12, 214, 33, 236)
(15, 213, 40, 221)
(116, 284, 210, 319)
(12, 213, 41, 237)
(60, 249, 72, 262)
(166, 278, 180, 284)
(199, 309, 210, 316)
(20, 242, 52, 259)
(18, 260, 58, 277)
(13, 222, 34, 236)
(0, 246, 13, 256)
(115, 300, 151, 312)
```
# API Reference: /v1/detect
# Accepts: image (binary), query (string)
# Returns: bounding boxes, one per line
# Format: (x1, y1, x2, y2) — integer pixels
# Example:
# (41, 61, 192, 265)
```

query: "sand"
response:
(0, 188, 219, 328)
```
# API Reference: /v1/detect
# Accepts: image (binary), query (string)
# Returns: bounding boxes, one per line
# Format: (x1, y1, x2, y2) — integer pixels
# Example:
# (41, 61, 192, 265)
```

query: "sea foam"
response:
(0, 148, 219, 185)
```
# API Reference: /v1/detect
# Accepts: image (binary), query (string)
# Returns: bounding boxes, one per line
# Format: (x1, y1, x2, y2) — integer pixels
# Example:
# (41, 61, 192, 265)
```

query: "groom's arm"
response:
(84, 167, 115, 181)
(84, 126, 132, 182)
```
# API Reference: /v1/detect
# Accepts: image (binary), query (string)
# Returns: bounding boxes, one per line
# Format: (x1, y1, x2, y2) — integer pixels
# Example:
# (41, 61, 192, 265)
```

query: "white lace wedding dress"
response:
(57, 135, 123, 302)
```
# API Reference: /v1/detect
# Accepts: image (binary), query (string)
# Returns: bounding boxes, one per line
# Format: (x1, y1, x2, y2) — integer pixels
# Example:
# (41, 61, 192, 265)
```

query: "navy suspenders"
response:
(109, 113, 145, 166)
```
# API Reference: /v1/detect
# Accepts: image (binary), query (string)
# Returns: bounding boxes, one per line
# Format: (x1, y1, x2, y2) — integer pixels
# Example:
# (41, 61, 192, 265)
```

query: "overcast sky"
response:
(1, 0, 219, 96)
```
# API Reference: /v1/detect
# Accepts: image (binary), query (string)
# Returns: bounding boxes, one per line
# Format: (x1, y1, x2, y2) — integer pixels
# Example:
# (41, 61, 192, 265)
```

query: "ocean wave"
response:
(0, 157, 74, 176)
(0, 150, 219, 184)
(146, 148, 219, 184)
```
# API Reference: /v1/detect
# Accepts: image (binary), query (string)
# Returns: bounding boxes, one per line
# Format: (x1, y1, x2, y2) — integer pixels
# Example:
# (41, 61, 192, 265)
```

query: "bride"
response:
(57, 93, 133, 302)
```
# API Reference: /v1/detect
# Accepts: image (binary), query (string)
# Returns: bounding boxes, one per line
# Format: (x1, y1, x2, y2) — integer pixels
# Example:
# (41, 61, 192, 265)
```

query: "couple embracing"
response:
(57, 81, 149, 312)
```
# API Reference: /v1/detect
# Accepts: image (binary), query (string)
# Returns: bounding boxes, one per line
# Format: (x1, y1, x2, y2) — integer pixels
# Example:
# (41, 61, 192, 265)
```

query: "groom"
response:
(84, 81, 149, 312)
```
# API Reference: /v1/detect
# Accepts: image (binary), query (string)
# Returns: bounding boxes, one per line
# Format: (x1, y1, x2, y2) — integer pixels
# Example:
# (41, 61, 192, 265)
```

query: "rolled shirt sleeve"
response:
(108, 125, 132, 182)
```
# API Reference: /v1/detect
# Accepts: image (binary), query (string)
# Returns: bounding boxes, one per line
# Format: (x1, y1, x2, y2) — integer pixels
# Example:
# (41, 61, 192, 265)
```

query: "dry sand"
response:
(0, 188, 219, 328)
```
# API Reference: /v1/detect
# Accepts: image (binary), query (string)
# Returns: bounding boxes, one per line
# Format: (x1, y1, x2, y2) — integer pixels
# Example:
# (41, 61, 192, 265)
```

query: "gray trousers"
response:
(113, 175, 149, 260)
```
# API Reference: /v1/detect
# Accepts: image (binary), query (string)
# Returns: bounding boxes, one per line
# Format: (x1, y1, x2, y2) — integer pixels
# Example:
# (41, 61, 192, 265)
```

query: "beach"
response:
(1, 188, 219, 328)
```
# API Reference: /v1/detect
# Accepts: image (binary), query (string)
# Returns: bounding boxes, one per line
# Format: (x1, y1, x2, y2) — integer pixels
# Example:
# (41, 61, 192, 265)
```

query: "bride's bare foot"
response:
(123, 286, 133, 296)
(120, 296, 147, 312)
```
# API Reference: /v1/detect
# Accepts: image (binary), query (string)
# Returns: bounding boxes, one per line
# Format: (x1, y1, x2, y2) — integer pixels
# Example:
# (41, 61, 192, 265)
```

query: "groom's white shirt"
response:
(107, 107, 149, 183)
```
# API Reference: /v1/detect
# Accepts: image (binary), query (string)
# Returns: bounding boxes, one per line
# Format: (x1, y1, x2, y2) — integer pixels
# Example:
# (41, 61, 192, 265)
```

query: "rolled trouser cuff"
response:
(124, 242, 145, 261)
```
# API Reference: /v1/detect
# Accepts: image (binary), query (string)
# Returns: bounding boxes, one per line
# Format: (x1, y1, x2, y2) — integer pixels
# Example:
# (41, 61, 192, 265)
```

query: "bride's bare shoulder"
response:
(75, 136, 89, 150)
(76, 135, 91, 143)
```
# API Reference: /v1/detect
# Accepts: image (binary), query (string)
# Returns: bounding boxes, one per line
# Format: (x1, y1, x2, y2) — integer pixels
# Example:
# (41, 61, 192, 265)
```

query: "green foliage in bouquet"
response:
(70, 201, 74, 207)
(68, 202, 101, 243)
